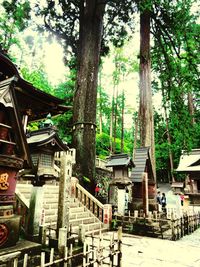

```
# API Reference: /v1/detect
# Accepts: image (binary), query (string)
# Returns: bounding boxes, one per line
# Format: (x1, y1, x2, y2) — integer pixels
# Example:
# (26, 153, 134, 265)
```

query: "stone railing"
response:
(71, 177, 112, 226)
(15, 188, 29, 233)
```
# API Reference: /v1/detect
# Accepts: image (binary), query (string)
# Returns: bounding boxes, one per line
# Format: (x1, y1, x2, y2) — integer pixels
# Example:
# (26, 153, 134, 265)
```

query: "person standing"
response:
(95, 183, 100, 196)
(180, 193, 185, 206)
(156, 191, 162, 212)
(161, 192, 167, 212)
(156, 191, 161, 204)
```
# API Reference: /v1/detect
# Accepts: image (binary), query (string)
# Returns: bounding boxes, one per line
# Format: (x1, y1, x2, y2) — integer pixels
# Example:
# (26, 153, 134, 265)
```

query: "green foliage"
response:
(96, 132, 133, 159)
(53, 112, 73, 144)
(0, 0, 198, 185)
(150, 0, 200, 181)
(3, 0, 31, 31)
(0, 0, 31, 51)
(36, 0, 136, 58)
(96, 133, 111, 158)
(27, 122, 39, 132)
(21, 66, 74, 144)
(83, 176, 91, 183)
(53, 64, 75, 143)
(21, 67, 54, 95)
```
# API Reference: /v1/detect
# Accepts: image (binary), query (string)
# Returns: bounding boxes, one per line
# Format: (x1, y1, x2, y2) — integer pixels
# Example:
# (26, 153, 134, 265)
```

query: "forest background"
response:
(0, 0, 199, 185)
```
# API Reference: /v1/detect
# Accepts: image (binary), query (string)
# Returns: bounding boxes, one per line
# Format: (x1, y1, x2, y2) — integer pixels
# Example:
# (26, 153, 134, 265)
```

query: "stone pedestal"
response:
(27, 186, 44, 240)
(118, 189, 126, 215)
(108, 184, 117, 205)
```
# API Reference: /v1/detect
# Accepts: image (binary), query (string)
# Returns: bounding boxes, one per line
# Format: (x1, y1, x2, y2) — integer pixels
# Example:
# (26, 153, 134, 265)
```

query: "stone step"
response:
(86, 227, 108, 236)
(43, 203, 59, 210)
(69, 202, 81, 208)
(16, 182, 105, 235)
(70, 217, 98, 227)
(70, 211, 92, 220)
(72, 222, 104, 234)
(69, 207, 86, 213)
(44, 208, 92, 220)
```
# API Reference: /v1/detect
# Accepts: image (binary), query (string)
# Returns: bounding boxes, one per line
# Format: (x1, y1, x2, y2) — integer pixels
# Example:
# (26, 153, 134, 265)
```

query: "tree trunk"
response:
(164, 105, 175, 183)
(188, 92, 195, 125)
(72, 1, 105, 192)
(133, 115, 138, 160)
(113, 85, 118, 154)
(121, 89, 125, 153)
(110, 84, 115, 154)
(139, 9, 156, 180)
(98, 66, 103, 135)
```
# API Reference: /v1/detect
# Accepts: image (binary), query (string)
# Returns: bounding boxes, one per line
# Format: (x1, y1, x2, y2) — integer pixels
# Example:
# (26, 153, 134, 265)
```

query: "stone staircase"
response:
(15, 183, 105, 235)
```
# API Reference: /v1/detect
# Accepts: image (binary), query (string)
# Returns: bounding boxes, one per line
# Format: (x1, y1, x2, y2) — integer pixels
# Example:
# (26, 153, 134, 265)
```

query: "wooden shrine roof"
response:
(106, 153, 135, 168)
(27, 127, 69, 152)
(130, 147, 155, 183)
(176, 149, 200, 173)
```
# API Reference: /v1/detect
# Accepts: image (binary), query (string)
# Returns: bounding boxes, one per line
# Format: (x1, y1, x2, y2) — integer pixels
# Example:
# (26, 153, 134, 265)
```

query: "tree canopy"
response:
(0, 0, 199, 184)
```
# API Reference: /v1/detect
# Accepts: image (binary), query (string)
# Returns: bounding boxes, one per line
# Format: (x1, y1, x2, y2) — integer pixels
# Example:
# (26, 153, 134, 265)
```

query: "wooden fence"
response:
(112, 210, 200, 240)
(170, 212, 200, 240)
(0, 228, 122, 267)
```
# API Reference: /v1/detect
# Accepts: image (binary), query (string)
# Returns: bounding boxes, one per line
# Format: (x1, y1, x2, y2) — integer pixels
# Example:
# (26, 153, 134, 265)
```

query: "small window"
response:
(31, 154, 39, 166)
(40, 153, 53, 167)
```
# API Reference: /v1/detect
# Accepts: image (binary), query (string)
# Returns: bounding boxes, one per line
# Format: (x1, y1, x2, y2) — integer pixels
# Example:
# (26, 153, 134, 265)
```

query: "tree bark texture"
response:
(98, 68, 103, 135)
(188, 92, 195, 125)
(72, 0, 105, 191)
(139, 10, 156, 180)
(121, 89, 125, 153)
(133, 116, 138, 160)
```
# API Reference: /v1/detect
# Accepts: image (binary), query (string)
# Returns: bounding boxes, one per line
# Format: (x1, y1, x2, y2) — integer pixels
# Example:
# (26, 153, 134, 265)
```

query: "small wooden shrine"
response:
(0, 52, 69, 248)
(23, 126, 69, 185)
(106, 153, 134, 215)
(130, 147, 156, 211)
(177, 149, 200, 205)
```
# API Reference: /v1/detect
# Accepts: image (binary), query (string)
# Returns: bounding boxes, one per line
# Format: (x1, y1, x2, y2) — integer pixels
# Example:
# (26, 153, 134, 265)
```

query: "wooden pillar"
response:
(58, 227, 68, 256)
(28, 186, 44, 238)
(57, 152, 71, 235)
(142, 172, 149, 216)
(117, 226, 122, 267)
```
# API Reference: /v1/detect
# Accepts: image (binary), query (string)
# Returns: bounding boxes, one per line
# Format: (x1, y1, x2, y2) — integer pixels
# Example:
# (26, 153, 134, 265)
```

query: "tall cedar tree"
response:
(139, 7, 156, 179)
(72, 1, 106, 191)
(36, 0, 136, 192)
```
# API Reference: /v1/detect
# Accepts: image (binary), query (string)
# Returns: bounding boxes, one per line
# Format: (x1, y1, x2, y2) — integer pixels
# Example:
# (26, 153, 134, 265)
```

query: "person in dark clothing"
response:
(161, 192, 167, 212)
(156, 191, 161, 204)
(156, 191, 162, 212)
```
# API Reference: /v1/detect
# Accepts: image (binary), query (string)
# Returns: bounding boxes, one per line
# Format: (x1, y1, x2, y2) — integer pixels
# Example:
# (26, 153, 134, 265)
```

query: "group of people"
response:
(156, 191, 167, 212)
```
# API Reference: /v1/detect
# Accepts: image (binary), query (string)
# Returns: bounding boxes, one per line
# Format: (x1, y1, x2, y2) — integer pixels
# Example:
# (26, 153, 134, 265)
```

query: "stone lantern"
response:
(24, 126, 69, 184)
(20, 125, 69, 239)
(106, 153, 135, 215)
